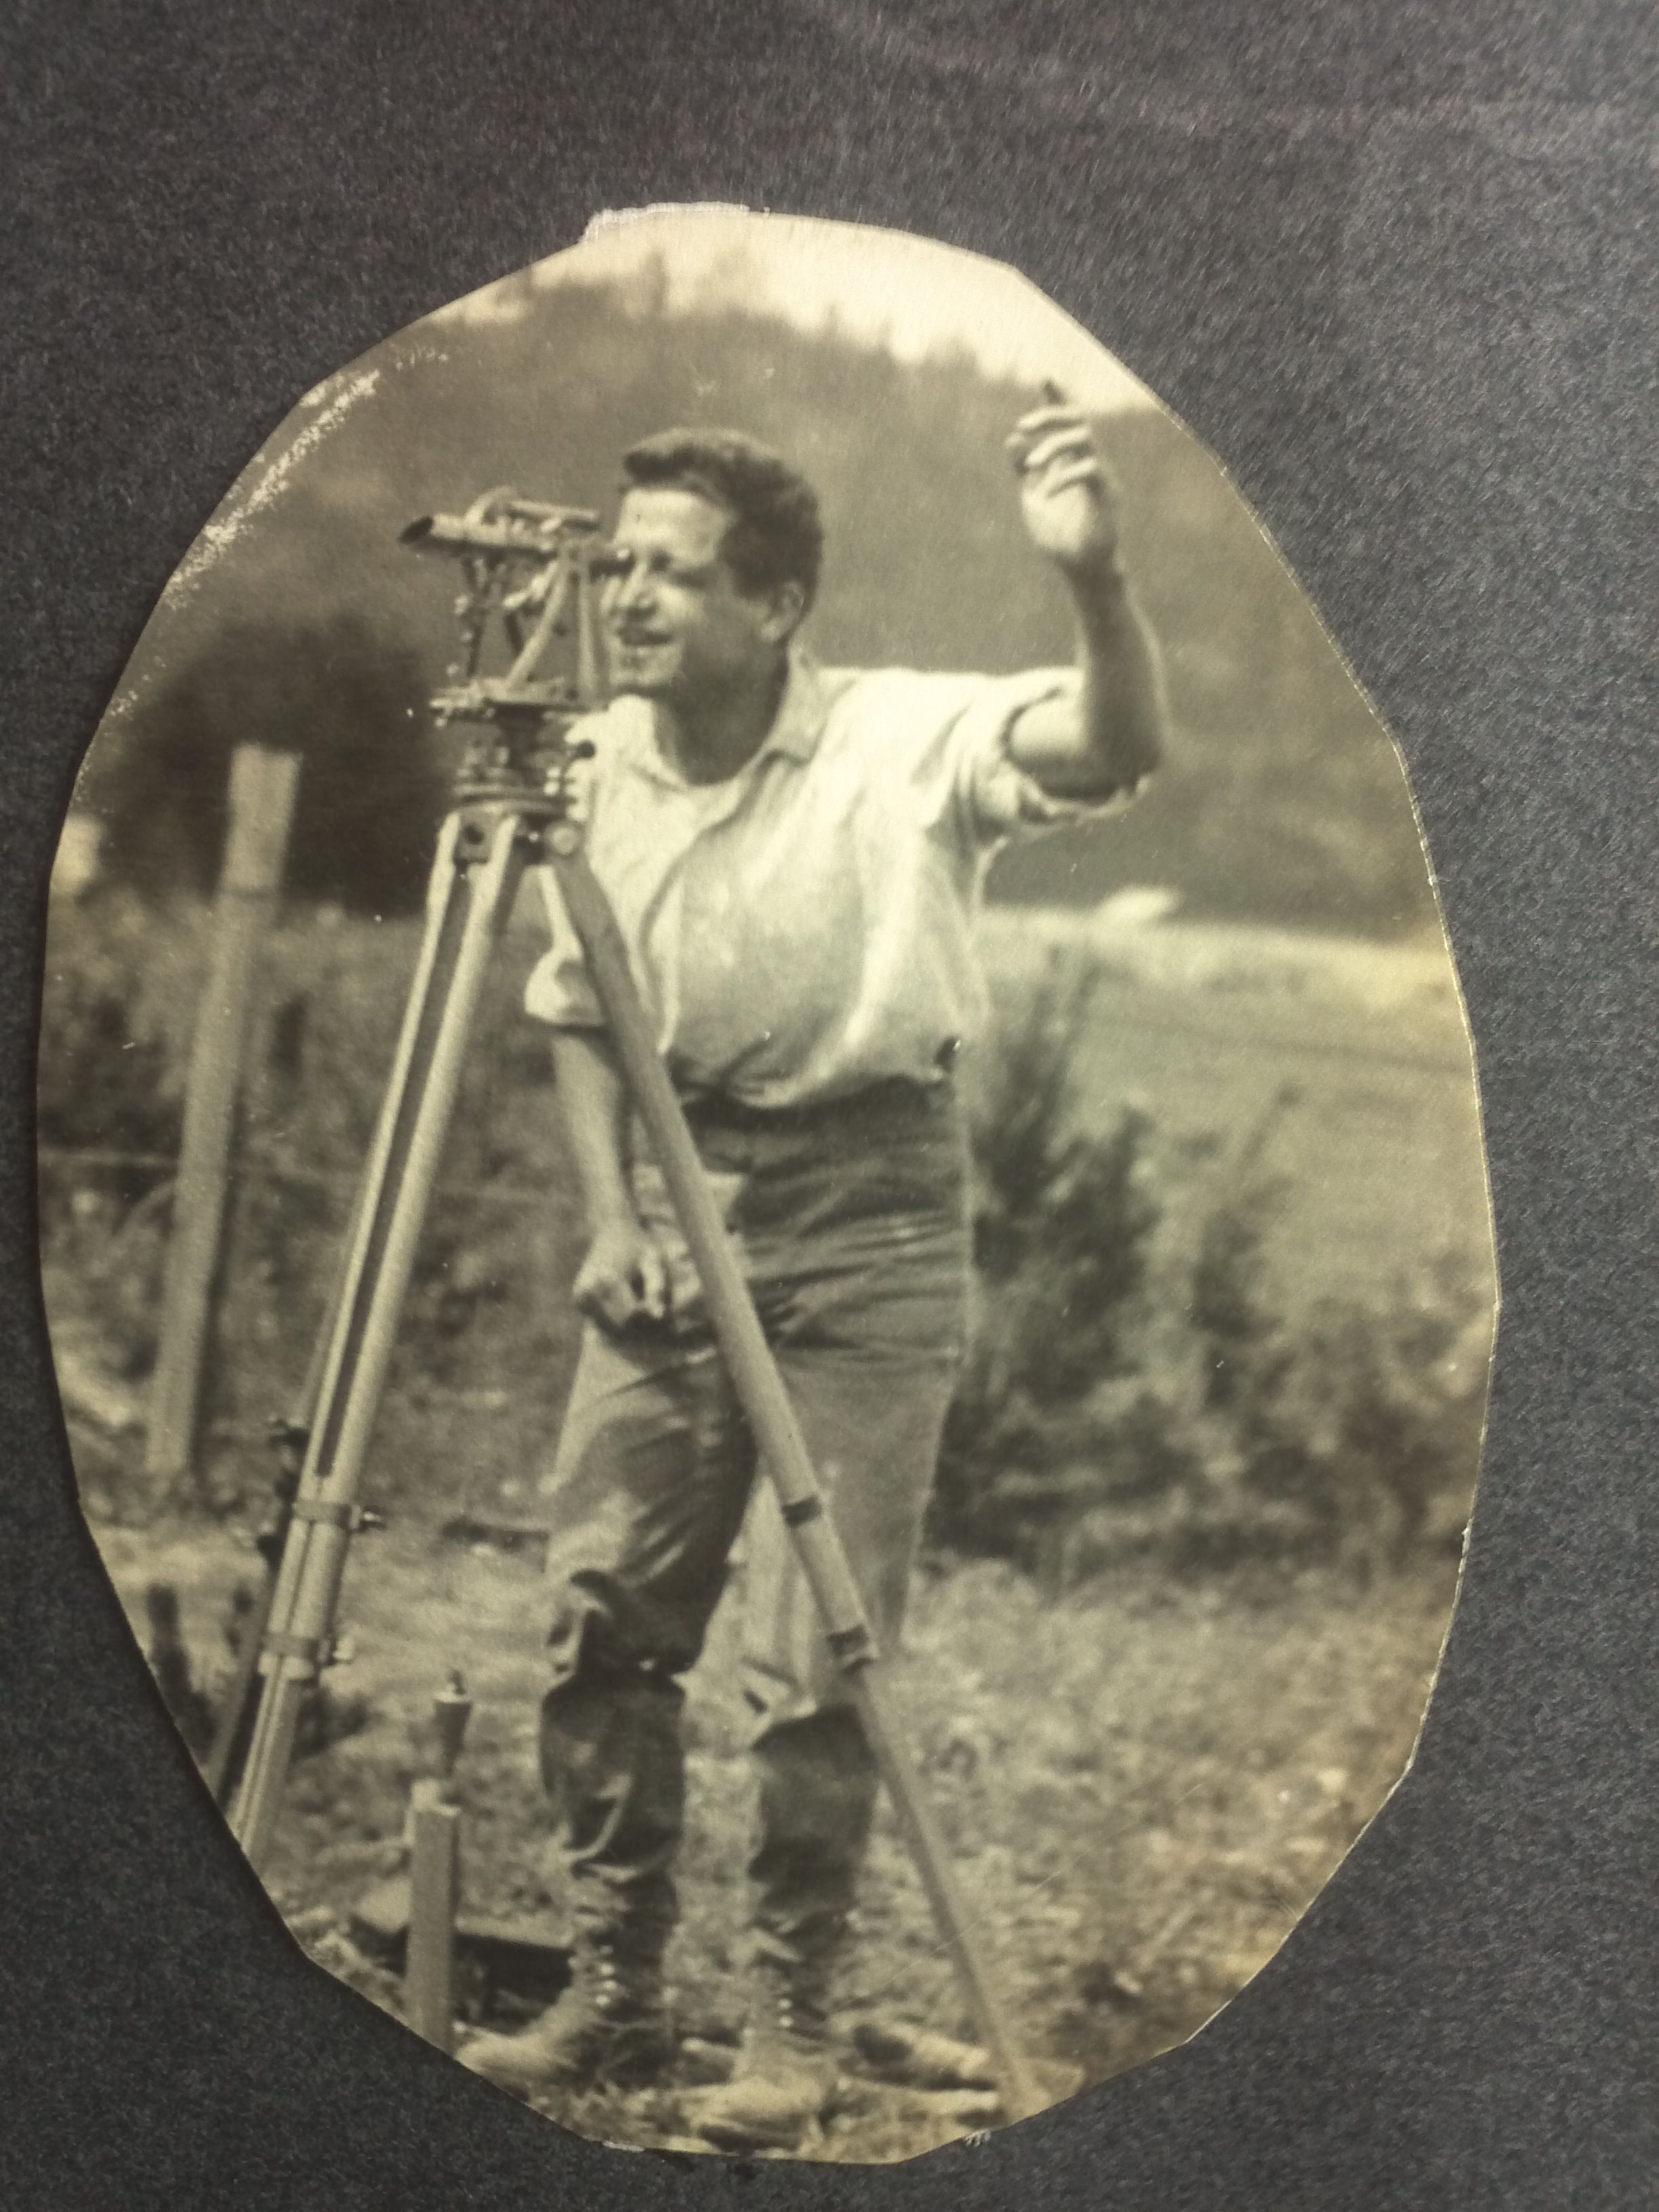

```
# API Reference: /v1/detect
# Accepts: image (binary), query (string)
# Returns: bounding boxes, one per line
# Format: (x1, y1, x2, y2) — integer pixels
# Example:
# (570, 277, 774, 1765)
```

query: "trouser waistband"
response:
(675, 1076, 956, 1138)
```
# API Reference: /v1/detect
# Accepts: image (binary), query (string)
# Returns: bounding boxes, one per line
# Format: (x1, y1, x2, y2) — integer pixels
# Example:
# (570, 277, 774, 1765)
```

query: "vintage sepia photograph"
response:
(39, 207, 1496, 2165)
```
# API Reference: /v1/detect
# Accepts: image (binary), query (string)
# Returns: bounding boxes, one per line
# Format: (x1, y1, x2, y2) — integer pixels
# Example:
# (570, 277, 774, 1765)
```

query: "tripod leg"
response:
(231, 811, 527, 1870)
(544, 839, 1043, 2123)
(202, 1499, 285, 1808)
(848, 1673, 1037, 2115)
(204, 1278, 344, 1807)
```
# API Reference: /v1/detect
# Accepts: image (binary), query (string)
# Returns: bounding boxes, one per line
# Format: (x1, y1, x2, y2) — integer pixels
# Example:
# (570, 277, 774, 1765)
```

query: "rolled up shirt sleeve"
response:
(949, 667, 1146, 846)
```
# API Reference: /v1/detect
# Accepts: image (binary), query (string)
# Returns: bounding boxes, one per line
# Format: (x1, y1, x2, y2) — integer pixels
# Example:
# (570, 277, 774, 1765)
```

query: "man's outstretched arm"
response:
(1004, 392, 1168, 800)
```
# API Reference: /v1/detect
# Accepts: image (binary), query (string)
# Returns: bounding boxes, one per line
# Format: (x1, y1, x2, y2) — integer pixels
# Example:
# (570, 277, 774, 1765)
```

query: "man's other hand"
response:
(1006, 391, 1121, 579)
(573, 1218, 672, 1330)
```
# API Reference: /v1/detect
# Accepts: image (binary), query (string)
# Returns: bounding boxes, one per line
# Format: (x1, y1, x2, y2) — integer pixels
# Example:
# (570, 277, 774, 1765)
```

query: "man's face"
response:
(604, 485, 795, 707)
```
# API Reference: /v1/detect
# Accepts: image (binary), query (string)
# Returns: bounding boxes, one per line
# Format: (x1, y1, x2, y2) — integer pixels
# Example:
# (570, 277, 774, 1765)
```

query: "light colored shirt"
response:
(525, 650, 1134, 1108)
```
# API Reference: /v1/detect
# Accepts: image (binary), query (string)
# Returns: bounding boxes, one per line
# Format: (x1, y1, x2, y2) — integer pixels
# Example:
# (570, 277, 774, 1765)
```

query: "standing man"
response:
(460, 397, 1166, 2146)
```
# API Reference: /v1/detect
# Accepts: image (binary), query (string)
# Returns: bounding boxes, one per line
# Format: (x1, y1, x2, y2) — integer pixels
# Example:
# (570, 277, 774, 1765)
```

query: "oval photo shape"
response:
(42, 208, 1495, 2164)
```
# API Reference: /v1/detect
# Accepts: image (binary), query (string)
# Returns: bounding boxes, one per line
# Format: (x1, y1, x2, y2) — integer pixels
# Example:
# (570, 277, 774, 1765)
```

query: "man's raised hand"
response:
(1006, 386, 1120, 579)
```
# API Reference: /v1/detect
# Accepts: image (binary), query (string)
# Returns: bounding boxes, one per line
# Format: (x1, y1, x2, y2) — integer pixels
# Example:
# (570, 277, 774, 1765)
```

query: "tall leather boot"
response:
(459, 1925, 672, 2095)
(463, 1660, 684, 2096)
(695, 1938, 842, 2148)
(695, 1709, 876, 2149)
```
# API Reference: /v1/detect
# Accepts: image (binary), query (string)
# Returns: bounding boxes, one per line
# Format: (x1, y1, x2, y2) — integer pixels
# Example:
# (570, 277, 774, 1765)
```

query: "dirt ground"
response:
(92, 1511, 1460, 2165)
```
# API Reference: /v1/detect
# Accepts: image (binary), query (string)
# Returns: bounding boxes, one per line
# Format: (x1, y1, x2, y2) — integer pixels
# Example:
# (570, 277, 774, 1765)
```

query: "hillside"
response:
(76, 251, 1436, 936)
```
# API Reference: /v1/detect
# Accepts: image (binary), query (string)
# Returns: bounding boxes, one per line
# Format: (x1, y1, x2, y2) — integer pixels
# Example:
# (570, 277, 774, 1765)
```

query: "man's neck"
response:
(657, 655, 790, 787)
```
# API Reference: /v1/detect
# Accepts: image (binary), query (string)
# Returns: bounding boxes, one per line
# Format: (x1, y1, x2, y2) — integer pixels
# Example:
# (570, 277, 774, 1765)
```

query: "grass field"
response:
(976, 905, 1491, 1318)
(89, 1515, 1459, 2164)
(44, 888, 1494, 2163)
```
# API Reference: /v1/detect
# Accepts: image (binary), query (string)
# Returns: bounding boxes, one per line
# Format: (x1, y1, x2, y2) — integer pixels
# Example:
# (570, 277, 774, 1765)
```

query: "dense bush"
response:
(39, 893, 584, 1510)
(37, 890, 184, 1183)
(933, 954, 1160, 1556)
(929, 950, 1489, 1582)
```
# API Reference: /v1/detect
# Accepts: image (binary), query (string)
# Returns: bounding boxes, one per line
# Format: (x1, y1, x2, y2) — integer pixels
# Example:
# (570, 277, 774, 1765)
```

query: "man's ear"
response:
(757, 579, 808, 646)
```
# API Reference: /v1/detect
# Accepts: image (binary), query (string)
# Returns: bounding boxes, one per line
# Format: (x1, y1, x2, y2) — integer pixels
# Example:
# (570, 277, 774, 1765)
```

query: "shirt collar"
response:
(622, 646, 828, 788)
(763, 647, 829, 764)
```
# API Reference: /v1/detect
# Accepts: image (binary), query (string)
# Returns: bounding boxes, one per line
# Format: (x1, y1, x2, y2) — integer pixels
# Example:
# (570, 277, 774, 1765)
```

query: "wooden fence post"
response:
(406, 1782, 462, 2053)
(144, 745, 301, 1499)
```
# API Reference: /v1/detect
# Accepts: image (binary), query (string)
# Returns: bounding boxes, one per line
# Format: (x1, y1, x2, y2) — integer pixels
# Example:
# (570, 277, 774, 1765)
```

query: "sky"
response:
(432, 205, 1157, 414)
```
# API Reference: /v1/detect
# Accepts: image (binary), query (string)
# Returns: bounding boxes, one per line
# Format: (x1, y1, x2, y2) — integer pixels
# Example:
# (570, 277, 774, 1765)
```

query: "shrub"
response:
(928, 950, 1487, 1584)
(38, 891, 186, 1187)
(1218, 1257, 1492, 1575)
(932, 950, 1162, 1559)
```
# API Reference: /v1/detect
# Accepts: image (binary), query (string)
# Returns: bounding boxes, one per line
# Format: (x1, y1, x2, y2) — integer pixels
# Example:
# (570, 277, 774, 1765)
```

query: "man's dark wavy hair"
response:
(620, 429, 824, 610)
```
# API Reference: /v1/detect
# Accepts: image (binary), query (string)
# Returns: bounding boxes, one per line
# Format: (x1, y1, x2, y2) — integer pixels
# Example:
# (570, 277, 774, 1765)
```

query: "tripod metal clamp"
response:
(288, 1497, 385, 1534)
(259, 1624, 357, 1669)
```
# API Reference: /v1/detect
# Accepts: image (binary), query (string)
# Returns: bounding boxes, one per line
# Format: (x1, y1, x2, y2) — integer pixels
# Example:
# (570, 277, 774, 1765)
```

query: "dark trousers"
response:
(537, 1084, 970, 1980)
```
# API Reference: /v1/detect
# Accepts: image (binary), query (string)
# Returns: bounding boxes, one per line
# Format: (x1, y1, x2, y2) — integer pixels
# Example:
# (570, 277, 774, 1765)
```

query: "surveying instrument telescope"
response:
(228, 485, 1041, 2121)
